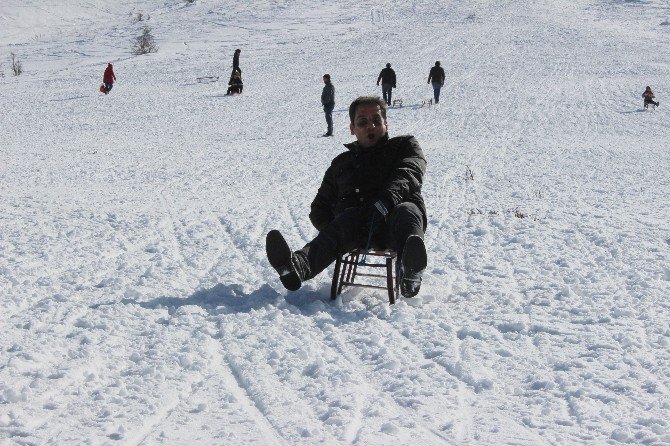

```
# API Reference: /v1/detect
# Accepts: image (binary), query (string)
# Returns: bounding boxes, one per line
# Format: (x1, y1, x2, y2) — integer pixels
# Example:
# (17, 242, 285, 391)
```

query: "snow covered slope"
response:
(1, 0, 669, 444)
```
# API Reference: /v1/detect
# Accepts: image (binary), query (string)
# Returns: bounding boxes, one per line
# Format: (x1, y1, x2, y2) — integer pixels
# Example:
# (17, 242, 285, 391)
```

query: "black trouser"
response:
(381, 83, 393, 105)
(323, 104, 334, 134)
(298, 202, 425, 280)
(644, 98, 658, 107)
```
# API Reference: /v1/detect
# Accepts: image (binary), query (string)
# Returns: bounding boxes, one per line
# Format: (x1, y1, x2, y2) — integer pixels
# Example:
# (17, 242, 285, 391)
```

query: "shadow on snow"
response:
(91, 281, 386, 322)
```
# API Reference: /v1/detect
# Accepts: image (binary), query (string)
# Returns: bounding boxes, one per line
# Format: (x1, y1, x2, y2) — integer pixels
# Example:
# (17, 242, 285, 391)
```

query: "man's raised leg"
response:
(388, 202, 427, 297)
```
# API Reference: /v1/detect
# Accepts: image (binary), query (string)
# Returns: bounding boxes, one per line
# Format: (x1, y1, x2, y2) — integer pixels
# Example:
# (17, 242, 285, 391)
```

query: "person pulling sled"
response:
(377, 63, 396, 106)
(101, 63, 116, 94)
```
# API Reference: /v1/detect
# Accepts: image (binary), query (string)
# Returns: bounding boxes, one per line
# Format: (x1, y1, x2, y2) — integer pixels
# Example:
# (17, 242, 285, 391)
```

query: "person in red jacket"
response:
(642, 86, 659, 109)
(102, 63, 116, 94)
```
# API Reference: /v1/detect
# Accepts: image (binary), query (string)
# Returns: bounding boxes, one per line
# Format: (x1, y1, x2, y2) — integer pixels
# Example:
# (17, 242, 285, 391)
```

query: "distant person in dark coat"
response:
(102, 63, 116, 94)
(377, 63, 396, 106)
(427, 61, 445, 104)
(321, 74, 335, 136)
(642, 86, 659, 108)
(232, 48, 241, 75)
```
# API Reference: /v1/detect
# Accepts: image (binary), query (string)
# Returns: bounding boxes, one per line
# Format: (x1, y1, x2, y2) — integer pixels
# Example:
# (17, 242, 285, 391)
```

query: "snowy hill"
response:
(1, 0, 670, 444)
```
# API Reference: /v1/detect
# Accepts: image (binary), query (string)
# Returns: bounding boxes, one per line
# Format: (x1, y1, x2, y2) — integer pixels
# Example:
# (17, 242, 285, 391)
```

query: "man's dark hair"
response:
(435, 61, 440, 66)
(348, 96, 387, 123)
(323, 73, 330, 80)
(386, 63, 391, 68)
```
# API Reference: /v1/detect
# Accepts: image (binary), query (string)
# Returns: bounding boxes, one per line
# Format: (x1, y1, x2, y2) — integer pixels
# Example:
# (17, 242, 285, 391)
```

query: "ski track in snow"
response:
(2, 0, 670, 444)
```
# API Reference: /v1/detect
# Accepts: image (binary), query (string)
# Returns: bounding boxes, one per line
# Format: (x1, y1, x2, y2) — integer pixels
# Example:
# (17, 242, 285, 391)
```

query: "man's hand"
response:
(362, 199, 389, 237)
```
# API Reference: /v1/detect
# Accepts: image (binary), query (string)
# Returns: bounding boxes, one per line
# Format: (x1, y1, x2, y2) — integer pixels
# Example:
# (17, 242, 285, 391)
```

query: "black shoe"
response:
(322, 132, 333, 137)
(266, 230, 304, 291)
(400, 235, 427, 298)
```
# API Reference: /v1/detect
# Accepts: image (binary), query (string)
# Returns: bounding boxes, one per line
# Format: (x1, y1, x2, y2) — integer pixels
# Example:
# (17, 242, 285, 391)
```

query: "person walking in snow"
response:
(427, 61, 445, 104)
(642, 86, 659, 109)
(377, 63, 396, 106)
(232, 48, 241, 75)
(266, 96, 428, 298)
(321, 74, 335, 136)
(102, 63, 116, 94)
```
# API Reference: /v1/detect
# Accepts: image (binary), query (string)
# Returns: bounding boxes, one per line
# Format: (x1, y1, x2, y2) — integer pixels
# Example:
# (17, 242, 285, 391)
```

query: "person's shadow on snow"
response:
(90, 281, 377, 322)
(91, 283, 282, 315)
(620, 108, 649, 114)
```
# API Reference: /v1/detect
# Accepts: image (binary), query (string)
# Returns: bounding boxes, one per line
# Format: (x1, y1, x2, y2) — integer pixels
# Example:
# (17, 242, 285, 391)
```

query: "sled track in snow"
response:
(131, 376, 201, 445)
(313, 316, 454, 445)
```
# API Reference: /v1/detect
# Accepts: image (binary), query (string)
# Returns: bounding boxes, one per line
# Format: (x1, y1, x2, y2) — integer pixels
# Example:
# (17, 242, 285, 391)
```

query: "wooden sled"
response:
(331, 249, 398, 304)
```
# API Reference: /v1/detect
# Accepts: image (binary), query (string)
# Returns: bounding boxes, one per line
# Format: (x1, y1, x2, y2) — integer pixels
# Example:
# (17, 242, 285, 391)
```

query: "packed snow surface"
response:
(1, 0, 669, 444)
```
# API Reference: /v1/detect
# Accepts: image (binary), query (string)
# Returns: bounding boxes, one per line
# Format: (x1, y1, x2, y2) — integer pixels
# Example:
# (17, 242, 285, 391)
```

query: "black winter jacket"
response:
(428, 65, 445, 84)
(309, 134, 427, 231)
(321, 81, 335, 107)
(377, 67, 396, 87)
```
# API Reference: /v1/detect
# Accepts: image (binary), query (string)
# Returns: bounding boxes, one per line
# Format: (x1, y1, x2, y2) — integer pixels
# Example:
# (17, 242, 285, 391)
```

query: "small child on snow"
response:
(227, 71, 243, 95)
(642, 86, 659, 109)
